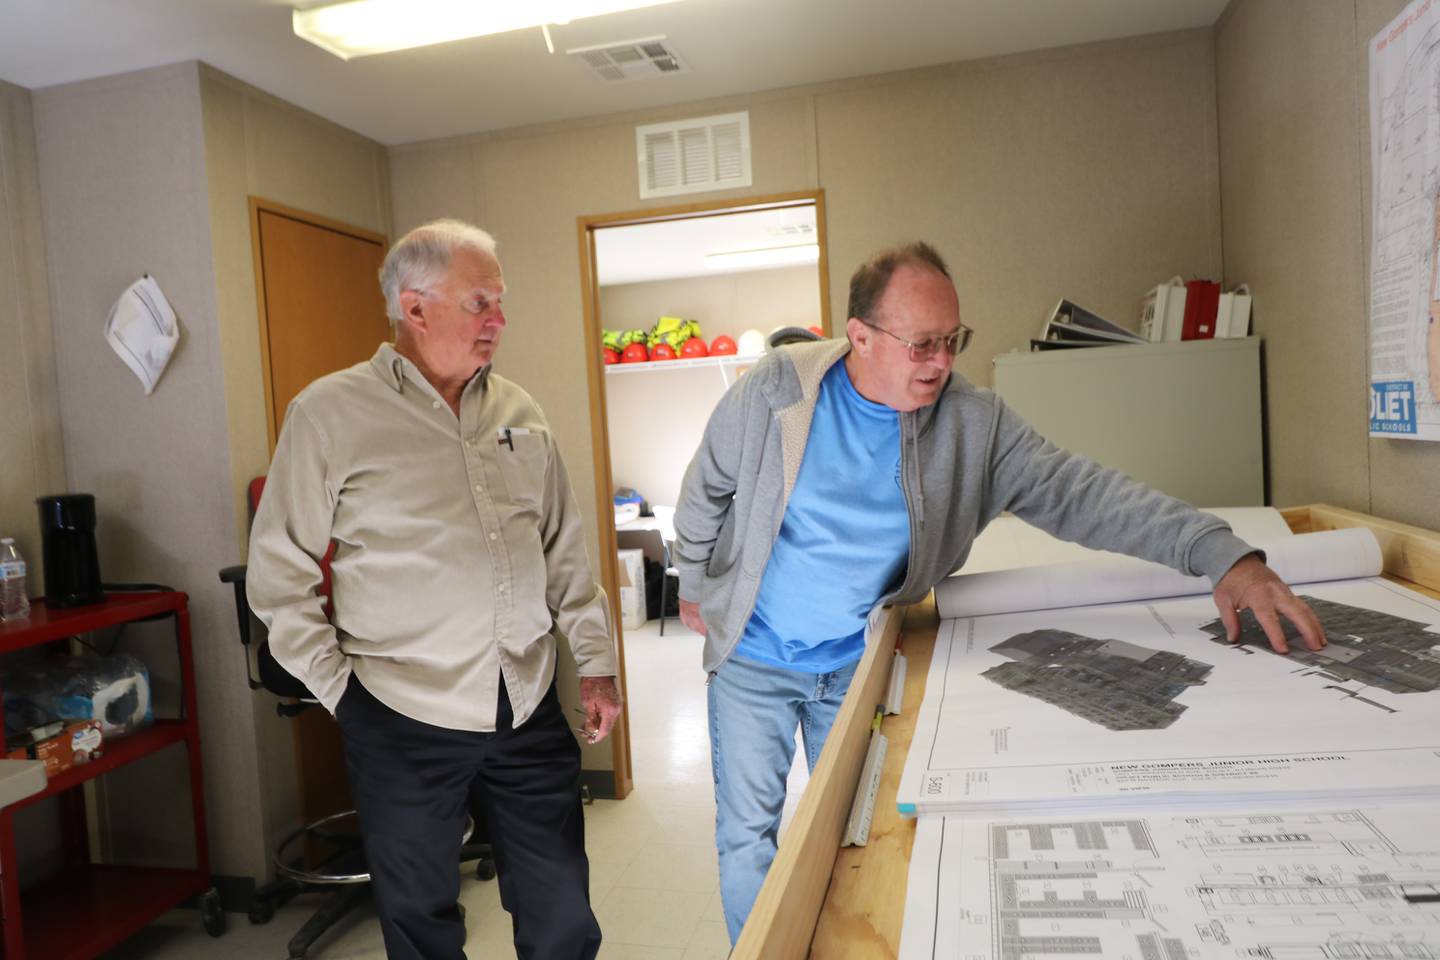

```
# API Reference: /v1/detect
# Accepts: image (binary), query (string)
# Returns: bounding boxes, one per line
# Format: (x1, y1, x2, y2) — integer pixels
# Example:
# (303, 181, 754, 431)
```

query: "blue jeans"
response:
(708, 653, 860, 944)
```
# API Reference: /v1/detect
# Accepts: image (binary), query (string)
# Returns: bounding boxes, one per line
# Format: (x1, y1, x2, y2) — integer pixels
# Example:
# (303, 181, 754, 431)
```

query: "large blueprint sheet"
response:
(901, 804, 1440, 960)
(898, 577, 1440, 816)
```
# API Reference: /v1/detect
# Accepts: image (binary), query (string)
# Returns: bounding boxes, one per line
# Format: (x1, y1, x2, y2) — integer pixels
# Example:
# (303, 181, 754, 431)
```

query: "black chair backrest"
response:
(218, 476, 332, 711)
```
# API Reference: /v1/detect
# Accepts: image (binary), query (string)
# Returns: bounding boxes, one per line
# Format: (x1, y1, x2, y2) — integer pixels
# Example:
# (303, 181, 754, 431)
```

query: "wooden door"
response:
(250, 199, 388, 841)
(254, 201, 390, 442)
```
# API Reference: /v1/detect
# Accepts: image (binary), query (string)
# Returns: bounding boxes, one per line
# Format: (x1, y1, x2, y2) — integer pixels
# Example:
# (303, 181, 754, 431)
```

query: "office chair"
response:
(220, 478, 494, 959)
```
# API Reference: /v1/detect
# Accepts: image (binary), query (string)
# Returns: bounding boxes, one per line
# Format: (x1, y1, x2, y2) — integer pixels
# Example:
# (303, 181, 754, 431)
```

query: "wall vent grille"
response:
(636, 111, 752, 199)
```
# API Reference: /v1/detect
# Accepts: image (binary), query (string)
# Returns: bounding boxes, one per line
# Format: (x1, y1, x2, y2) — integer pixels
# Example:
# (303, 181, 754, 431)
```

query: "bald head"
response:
(846, 241, 952, 328)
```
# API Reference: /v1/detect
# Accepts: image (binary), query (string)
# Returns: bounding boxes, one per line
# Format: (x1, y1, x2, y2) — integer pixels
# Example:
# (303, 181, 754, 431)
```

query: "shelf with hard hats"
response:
(602, 353, 760, 375)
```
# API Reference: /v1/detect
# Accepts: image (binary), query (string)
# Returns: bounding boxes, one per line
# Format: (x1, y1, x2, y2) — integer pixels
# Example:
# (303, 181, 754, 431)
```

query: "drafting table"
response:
(731, 504, 1440, 959)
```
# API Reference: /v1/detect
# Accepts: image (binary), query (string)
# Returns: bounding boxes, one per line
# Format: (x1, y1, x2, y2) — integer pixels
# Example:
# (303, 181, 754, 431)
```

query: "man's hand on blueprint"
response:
(1212, 554, 1327, 654)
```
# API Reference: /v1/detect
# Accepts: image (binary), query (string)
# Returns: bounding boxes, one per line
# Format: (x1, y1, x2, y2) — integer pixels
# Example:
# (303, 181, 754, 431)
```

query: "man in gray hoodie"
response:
(673, 241, 1323, 944)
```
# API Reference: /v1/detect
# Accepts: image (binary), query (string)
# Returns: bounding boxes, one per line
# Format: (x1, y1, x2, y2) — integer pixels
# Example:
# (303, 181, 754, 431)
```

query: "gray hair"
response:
(379, 219, 498, 324)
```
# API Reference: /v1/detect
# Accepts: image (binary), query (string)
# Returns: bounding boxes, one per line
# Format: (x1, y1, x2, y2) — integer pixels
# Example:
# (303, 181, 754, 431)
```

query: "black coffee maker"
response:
(36, 494, 105, 607)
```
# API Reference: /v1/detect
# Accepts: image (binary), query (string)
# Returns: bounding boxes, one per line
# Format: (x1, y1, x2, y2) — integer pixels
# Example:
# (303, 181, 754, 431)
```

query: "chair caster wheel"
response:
(249, 897, 276, 925)
(201, 889, 227, 937)
(475, 859, 497, 881)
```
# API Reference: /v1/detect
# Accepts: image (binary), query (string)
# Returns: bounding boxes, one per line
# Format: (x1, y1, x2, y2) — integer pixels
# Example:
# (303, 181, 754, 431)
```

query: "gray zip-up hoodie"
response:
(673, 338, 1254, 674)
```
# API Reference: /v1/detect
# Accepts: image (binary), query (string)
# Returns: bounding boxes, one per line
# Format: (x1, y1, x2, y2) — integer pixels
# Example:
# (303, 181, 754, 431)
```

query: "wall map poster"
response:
(1370, 0, 1440, 440)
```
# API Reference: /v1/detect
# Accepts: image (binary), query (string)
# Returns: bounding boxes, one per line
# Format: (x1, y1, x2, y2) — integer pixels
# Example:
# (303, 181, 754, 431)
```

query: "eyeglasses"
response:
(860, 319, 973, 361)
(418, 288, 503, 317)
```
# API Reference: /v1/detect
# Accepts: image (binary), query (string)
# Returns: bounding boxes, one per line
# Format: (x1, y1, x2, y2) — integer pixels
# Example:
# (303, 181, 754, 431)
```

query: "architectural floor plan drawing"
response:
(898, 577, 1440, 815)
(900, 805, 1440, 959)
(983, 631, 1214, 731)
(981, 594, 1440, 735)
(1199, 596, 1440, 698)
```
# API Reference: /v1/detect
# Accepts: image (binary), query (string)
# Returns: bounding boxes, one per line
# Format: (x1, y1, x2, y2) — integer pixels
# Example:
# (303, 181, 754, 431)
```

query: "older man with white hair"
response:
(247, 219, 621, 960)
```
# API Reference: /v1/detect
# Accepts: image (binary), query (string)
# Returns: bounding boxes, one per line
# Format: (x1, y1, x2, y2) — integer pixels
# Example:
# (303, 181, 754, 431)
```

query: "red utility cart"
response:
(0, 592, 221, 958)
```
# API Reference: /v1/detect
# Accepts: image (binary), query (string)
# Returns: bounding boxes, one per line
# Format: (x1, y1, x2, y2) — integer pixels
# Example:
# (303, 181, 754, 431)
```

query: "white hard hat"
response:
(737, 329, 766, 357)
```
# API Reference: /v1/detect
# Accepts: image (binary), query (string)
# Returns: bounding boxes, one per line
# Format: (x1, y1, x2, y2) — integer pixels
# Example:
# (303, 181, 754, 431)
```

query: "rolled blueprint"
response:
(934, 527, 1383, 620)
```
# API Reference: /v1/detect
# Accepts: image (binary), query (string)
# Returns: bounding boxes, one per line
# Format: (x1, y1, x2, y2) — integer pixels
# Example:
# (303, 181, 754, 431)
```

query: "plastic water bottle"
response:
(1, 538, 30, 622)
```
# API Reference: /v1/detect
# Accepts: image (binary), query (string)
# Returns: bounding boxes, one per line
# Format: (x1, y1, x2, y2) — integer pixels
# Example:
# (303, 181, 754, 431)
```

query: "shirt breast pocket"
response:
(496, 432, 548, 516)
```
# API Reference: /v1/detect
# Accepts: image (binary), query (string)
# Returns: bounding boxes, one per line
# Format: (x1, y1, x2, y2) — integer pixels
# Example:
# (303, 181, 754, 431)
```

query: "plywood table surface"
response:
(810, 599, 938, 958)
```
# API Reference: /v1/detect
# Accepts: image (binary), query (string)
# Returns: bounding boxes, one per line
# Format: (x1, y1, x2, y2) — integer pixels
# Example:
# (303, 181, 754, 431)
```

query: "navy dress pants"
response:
(336, 674, 600, 960)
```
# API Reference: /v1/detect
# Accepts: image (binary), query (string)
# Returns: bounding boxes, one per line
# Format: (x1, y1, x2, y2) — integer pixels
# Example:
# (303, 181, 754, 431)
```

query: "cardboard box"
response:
(617, 548, 646, 630)
(6, 720, 104, 779)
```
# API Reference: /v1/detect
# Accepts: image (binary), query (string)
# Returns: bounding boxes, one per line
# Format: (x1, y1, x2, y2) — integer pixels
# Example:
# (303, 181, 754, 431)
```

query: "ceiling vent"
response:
(567, 36, 689, 82)
(636, 111, 752, 199)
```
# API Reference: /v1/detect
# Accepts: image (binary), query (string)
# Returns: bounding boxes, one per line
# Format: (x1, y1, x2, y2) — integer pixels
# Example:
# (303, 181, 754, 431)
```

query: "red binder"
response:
(1181, 280, 1220, 340)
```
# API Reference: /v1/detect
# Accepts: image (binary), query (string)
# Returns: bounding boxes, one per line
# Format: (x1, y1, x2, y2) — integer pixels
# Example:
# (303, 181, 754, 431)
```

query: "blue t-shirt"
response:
(734, 360, 911, 672)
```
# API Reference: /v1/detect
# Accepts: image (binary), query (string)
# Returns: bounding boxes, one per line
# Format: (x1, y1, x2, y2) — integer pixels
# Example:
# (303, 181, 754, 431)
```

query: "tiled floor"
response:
(102, 619, 811, 958)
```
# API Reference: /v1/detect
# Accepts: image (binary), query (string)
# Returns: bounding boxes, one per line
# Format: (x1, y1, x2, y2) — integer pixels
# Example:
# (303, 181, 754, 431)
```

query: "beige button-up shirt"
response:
(246, 344, 617, 731)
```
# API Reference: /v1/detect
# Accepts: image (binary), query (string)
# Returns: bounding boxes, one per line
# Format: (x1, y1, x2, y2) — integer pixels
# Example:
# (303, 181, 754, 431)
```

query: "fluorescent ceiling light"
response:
(705, 244, 820, 271)
(294, 0, 682, 60)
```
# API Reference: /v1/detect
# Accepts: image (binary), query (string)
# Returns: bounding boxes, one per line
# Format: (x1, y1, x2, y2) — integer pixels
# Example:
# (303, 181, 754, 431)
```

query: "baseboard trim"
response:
(580, 769, 616, 800)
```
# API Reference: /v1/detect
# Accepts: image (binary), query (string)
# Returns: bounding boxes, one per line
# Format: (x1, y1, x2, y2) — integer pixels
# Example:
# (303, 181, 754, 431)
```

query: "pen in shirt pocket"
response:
(497, 426, 531, 450)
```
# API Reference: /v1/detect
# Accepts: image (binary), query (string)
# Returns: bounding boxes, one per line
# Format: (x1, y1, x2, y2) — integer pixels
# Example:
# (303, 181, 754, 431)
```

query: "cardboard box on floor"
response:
(617, 548, 646, 629)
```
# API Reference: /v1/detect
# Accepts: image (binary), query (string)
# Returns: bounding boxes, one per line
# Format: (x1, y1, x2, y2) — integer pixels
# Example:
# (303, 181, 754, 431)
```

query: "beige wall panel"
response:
(389, 140, 486, 236)
(1216, 0, 1371, 514)
(814, 31, 1223, 390)
(1368, 435, 1440, 528)
(744, 97, 819, 193)
(1354, 0, 1440, 531)
(197, 71, 305, 876)
(199, 74, 270, 543)
(222, 78, 390, 235)
(0, 80, 64, 585)
(731, 266, 825, 332)
(32, 63, 267, 878)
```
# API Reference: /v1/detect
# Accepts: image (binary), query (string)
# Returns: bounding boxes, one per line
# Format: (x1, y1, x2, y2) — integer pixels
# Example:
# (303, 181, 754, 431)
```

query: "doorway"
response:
(576, 190, 831, 799)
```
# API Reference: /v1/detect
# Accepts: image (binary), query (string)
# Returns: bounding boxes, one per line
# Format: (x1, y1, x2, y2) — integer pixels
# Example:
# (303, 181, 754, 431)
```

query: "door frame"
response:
(576, 189, 832, 799)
